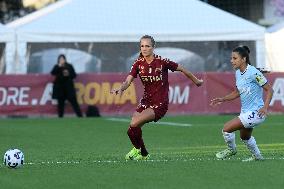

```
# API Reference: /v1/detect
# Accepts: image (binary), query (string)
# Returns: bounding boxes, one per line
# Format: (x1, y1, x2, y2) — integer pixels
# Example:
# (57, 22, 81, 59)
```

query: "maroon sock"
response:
(135, 127, 149, 156)
(140, 138, 149, 156)
(127, 126, 148, 156)
(127, 127, 140, 149)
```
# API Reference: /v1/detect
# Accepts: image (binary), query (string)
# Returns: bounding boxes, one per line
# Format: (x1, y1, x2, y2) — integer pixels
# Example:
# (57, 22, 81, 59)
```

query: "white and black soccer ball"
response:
(3, 149, 24, 168)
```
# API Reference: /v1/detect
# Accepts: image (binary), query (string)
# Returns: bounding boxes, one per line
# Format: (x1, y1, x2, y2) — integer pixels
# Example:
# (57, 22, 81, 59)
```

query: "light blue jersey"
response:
(235, 65, 267, 113)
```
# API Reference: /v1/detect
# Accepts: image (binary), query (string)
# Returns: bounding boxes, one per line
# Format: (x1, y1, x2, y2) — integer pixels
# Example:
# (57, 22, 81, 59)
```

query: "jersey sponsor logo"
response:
(141, 75, 162, 82)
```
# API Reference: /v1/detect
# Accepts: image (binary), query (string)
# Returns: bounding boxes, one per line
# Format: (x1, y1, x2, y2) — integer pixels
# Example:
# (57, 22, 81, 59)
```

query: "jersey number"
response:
(248, 112, 255, 120)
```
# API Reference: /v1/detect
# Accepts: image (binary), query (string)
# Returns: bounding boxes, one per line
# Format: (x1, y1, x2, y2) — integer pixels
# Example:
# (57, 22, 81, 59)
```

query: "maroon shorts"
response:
(136, 100, 168, 122)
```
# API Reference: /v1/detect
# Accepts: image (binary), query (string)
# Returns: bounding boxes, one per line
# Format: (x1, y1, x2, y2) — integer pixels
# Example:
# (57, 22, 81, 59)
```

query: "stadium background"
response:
(1, 0, 284, 117)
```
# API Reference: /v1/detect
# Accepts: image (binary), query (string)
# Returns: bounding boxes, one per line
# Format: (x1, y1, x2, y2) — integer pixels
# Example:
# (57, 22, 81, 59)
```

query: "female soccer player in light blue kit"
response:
(210, 46, 274, 161)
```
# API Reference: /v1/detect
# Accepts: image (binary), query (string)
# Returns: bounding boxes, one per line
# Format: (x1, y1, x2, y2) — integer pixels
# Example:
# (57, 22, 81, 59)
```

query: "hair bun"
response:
(242, 46, 250, 54)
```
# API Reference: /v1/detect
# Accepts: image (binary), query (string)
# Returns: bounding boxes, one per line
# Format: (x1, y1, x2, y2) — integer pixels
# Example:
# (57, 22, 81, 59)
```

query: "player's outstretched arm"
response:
(176, 65, 203, 86)
(111, 75, 134, 95)
(210, 88, 240, 106)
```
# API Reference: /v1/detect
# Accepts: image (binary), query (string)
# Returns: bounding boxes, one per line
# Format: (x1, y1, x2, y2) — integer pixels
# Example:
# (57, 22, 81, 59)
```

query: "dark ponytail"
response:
(233, 46, 269, 73)
(232, 46, 250, 65)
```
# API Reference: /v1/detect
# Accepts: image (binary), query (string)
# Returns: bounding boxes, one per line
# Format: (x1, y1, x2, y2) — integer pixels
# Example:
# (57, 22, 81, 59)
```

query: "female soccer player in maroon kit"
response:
(111, 35, 203, 160)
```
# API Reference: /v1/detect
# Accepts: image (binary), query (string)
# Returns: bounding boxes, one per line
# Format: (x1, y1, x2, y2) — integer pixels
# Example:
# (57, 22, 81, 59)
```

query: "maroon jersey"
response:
(129, 54, 178, 106)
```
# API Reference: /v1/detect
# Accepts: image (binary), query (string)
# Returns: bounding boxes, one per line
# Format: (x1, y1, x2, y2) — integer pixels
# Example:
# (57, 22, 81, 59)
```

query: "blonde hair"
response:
(140, 35, 156, 47)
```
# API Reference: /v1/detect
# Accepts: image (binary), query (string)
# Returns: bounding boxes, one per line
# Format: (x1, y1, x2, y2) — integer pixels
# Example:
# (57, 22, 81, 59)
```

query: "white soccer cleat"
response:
(216, 149, 237, 159)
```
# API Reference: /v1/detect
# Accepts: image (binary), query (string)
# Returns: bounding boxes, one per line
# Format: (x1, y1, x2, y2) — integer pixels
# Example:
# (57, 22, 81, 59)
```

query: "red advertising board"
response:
(0, 73, 283, 116)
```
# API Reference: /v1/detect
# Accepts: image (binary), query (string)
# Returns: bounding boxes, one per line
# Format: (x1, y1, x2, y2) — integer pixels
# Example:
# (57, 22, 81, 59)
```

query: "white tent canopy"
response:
(0, 24, 15, 73)
(0, 23, 14, 42)
(7, 0, 266, 73)
(265, 21, 284, 72)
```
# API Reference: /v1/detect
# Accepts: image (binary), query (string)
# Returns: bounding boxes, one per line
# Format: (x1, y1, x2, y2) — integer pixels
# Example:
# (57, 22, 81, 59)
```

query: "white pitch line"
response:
(106, 118, 129, 122)
(105, 118, 284, 127)
(105, 118, 192, 127)
(1, 157, 284, 168)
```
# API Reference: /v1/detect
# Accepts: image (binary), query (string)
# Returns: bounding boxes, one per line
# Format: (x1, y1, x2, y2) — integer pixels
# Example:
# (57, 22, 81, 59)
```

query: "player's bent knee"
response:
(130, 119, 140, 128)
(223, 126, 231, 133)
(132, 112, 140, 118)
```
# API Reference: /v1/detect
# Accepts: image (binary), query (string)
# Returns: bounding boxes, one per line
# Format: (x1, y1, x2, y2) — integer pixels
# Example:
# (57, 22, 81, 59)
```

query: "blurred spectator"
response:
(51, 54, 83, 118)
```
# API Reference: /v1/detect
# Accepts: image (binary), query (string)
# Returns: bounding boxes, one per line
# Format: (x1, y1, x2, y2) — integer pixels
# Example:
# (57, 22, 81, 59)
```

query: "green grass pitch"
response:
(0, 115, 284, 189)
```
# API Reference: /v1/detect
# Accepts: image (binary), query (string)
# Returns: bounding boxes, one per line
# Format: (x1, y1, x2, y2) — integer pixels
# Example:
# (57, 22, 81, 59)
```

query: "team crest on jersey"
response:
(139, 65, 145, 74)
(255, 74, 266, 86)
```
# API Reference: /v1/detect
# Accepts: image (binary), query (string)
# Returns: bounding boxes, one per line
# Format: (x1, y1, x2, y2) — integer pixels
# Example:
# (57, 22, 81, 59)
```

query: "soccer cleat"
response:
(216, 149, 237, 159)
(133, 154, 150, 161)
(242, 155, 264, 162)
(125, 147, 140, 160)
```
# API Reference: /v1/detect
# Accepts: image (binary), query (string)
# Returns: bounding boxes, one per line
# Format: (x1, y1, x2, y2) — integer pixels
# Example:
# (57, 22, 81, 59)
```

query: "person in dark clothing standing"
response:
(51, 54, 83, 118)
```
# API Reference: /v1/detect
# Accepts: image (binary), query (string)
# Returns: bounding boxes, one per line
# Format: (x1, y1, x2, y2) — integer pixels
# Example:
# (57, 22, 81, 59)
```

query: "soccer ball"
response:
(3, 149, 24, 168)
